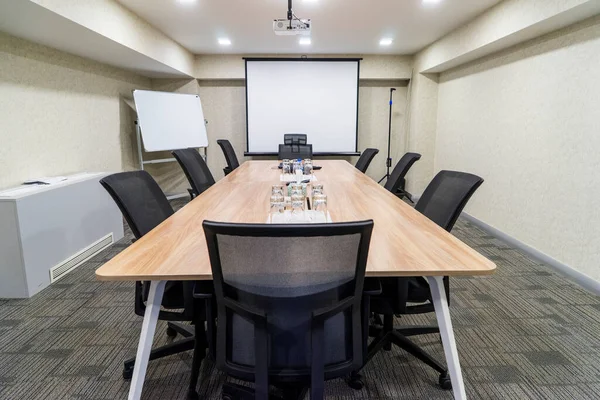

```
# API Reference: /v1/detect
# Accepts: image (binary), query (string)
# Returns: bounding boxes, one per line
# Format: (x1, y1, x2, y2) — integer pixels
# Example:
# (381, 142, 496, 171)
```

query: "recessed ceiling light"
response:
(299, 37, 311, 45)
(176, 0, 197, 4)
(422, 0, 443, 4)
(379, 38, 393, 46)
(218, 38, 232, 46)
(303, 0, 319, 2)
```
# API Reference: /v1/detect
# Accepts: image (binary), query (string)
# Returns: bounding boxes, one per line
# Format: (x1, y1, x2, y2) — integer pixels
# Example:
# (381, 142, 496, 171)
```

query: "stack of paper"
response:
(267, 210, 332, 224)
(280, 174, 318, 183)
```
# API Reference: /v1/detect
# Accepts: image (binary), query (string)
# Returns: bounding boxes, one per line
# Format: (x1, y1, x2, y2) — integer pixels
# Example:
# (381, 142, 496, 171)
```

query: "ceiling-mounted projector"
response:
(273, 18, 311, 35)
(273, 0, 311, 36)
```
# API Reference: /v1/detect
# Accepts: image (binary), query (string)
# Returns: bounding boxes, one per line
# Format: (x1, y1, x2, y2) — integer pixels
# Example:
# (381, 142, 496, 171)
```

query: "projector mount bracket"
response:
(286, 0, 309, 29)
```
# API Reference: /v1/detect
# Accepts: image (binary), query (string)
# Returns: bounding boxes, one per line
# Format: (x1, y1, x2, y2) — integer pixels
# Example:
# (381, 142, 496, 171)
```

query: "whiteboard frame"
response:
(133, 89, 208, 152)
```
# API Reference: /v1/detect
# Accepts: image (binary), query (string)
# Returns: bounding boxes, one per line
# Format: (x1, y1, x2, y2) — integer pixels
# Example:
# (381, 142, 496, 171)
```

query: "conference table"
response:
(96, 160, 496, 400)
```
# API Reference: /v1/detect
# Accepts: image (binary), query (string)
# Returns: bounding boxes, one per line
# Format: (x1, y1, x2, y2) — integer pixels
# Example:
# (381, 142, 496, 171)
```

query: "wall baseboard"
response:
(461, 212, 600, 296)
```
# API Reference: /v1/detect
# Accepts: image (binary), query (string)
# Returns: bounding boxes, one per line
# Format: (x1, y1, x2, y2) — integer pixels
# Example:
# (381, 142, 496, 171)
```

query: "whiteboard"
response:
(133, 90, 208, 152)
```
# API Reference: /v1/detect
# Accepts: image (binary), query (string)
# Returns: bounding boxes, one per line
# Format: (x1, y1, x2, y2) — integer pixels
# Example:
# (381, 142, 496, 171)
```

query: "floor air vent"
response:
(49, 233, 114, 282)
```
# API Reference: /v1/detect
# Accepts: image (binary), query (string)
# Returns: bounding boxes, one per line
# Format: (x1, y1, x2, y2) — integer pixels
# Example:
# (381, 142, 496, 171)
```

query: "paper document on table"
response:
(280, 174, 317, 182)
(23, 176, 68, 185)
(267, 210, 332, 224)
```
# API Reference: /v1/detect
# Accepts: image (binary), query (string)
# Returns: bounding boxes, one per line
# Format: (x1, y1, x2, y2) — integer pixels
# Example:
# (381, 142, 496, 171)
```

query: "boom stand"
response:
(378, 88, 396, 184)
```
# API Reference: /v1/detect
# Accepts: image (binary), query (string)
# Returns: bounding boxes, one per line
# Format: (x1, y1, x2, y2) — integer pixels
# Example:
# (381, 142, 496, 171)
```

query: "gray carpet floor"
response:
(1, 199, 599, 399)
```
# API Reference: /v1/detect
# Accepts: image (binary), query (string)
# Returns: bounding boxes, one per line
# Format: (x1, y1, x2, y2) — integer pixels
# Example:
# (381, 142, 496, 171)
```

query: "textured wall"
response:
(0, 32, 150, 190)
(435, 16, 600, 280)
(405, 64, 439, 195)
(406, 0, 600, 196)
(195, 54, 412, 80)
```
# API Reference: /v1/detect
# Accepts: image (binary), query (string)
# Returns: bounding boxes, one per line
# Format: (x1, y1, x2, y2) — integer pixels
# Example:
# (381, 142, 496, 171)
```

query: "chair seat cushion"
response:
(142, 281, 185, 309)
(369, 277, 431, 315)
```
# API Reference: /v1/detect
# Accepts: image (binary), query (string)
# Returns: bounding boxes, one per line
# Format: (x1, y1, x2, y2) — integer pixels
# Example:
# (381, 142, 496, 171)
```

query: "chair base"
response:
(347, 371, 364, 390)
(222, 383, 308, 400)
(355, 315, 452, 391)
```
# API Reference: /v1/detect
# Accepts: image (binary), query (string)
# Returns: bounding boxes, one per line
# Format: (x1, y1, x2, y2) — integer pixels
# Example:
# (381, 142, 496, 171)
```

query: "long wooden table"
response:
(96, 160, 495, 400)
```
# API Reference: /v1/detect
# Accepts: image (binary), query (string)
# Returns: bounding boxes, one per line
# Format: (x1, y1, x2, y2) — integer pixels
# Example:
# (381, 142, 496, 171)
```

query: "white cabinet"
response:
(0, 173, 124, 298)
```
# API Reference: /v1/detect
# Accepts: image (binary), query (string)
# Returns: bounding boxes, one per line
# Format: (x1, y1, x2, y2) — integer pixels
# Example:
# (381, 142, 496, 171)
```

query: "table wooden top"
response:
(96, 160, 495, 281)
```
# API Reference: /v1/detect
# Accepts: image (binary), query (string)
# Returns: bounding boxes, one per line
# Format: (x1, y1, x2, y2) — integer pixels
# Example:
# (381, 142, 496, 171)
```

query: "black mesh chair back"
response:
(278, 144, 313, 160)
(216, 139, 240, 175)
(100, 171, 209, 396)
(384, 152, 421, 193)
(99, 170, 189, 313)
(415, 170, 484, 232)
(100, 170, 173, 239)
(203, 220, 374, 399)
(284, 133, 307, 146)
(172, 148, 215, 197)
(386, 170, 484, 310)
(365, 170, 484, 389)
(355, 148, 379, 173)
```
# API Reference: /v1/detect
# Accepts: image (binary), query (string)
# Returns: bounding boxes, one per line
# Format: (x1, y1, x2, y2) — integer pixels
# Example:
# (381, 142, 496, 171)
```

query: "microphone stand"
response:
(378, 88, 396, 184)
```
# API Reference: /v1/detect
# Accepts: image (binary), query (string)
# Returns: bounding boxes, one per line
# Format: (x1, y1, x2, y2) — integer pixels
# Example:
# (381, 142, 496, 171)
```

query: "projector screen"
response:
(245, 59, 360, 155)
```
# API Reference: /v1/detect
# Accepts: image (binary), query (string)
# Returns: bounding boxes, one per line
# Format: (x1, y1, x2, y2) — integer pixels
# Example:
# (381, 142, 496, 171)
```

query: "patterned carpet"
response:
(0, 199, 599, 399)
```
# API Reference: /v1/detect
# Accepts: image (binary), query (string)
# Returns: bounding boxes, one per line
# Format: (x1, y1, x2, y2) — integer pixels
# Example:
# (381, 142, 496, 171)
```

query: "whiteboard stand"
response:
(135, 121, 207, 201)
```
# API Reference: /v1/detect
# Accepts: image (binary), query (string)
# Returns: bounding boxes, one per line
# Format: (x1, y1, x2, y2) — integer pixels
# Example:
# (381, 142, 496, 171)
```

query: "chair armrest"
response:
(363, 278, 382, 296)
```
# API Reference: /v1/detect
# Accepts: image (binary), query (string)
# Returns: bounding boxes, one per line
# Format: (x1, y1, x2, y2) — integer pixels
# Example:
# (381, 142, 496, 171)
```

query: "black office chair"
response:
(278, 144, 313, 160)
(172, 148, 215, 199)
(201, 220, 375, 400)
(283, 133, 308, 146)
(99, 171, 209, 400)
(383, 152, 422, 203)
(355, 148, 379, 173)
(361, 170, 484, 390)
(216, 139, 240, 176)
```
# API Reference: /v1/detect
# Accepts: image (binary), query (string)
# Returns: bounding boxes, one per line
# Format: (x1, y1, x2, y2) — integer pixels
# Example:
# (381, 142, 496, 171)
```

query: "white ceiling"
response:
(117, 0, 503, 55)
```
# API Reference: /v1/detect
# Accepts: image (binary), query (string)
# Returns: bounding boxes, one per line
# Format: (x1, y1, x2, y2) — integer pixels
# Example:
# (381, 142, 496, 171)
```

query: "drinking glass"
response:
(311, 183, 324, 198)
(291, 198, 305, 219)
(269, 195, 285, 223)
(291, 194, 304, 204)
(282, 159, 291, 175)
(289, 183, 303, 197)
(312, 194, 328, 222)
(292, 160, 303, 174)
(271, 185, 285, 196)
(303, 159, 313, 176)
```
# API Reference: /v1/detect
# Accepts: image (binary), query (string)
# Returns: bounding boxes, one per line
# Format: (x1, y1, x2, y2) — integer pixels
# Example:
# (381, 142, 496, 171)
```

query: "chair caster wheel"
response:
(122, 366, 133, 380)
(187, 389, 199, 400)
(166, 326, 178, 337)
(439, 372, 452, 390)
(348, 373, 364, 390)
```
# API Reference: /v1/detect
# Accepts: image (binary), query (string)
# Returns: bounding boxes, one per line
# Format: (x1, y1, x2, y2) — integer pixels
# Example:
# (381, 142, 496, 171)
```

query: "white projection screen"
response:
(245, 59, 360, 154)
